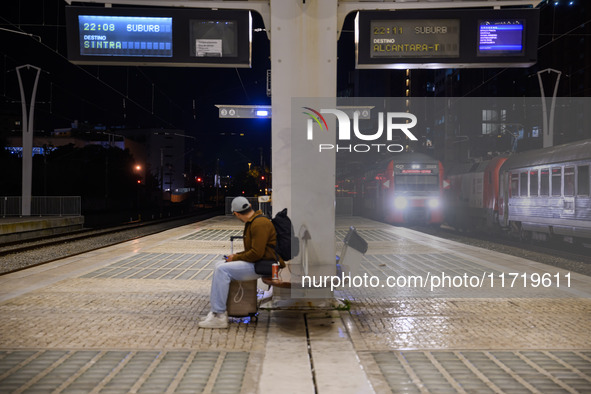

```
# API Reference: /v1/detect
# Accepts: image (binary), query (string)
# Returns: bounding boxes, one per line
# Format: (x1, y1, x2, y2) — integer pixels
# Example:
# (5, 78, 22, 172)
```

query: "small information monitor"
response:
(190, 20, 238, 58)
(478, 20, 526, 56)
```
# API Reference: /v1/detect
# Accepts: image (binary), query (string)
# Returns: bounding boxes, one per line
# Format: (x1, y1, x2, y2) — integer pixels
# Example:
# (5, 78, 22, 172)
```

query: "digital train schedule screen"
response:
(478, 20, 525, 56)
(66, 6, 252, 67)
(356, 9, 538, 69)
(78, 15, 173, 57)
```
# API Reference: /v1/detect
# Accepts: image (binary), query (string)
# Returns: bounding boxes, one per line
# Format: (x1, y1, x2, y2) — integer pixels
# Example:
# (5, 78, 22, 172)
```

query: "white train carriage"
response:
(498, 139, 591, 243)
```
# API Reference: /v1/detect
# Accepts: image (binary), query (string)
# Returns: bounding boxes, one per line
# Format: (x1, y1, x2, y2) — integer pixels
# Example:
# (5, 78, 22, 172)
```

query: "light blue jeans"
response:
(210, 260, 261, 314)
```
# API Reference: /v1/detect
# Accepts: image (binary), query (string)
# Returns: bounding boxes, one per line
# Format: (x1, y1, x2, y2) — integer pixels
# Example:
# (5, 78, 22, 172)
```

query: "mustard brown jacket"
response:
(234, 210, 285, 267)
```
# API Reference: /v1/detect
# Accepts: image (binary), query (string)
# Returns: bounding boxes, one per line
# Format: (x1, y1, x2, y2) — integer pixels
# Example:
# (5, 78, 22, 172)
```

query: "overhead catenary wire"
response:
(459, 14, 591, 98)
(0, 14, 182, 129)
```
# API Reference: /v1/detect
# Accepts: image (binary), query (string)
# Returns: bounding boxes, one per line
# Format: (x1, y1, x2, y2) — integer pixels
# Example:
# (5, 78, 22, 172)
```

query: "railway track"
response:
(416, 224, 591, 277)
(0, 208, 222, 275)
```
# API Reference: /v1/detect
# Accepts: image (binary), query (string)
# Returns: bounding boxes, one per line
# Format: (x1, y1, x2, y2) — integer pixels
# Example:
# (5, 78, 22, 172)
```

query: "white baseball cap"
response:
(231, 196, 251, 213)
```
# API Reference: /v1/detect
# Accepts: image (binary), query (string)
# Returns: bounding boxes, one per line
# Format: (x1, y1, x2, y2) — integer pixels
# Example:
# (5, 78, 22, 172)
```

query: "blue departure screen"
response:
(478, 20, 524, 55)
(78, 15, 173, 57)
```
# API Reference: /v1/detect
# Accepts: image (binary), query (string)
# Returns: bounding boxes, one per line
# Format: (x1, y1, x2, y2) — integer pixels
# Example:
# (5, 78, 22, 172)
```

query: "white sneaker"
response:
(200, 311, 215, 321)
(198, 311, 228, 329)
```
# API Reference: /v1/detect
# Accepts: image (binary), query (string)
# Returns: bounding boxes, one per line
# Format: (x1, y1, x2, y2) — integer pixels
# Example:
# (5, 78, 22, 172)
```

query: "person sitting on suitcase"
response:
(199, 196, 282, 328)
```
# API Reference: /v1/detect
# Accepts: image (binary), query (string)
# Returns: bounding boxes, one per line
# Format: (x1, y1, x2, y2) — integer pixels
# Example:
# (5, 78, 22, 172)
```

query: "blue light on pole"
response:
(216, 105, 271, 118)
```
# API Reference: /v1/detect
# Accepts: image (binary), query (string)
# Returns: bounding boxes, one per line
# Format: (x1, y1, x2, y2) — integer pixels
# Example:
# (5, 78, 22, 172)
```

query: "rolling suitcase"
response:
(226, 236, 258, 318)
(227, 280, 257, 317)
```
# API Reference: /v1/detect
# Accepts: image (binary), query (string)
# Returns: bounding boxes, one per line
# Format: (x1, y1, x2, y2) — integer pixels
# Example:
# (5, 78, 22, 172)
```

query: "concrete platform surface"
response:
(0, 215, 590, 393)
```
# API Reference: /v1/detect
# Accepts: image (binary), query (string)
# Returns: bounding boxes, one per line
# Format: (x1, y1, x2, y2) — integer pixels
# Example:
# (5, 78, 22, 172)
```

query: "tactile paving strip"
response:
(82, 253, 220, 280)
(335, 253, 571, 298)
(336, 229, 402, 242)
(344, 298, 591, 351)
(362, 253, 503, 278)
(180, 229, 242, 241)
(335, 253, 504, 298)
(0, 350, 249, 393)
(371, 350, 591, 393)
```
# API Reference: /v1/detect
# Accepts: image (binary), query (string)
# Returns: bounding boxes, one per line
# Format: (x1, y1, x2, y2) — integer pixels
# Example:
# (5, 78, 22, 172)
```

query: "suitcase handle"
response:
(230, 236, 244, 254)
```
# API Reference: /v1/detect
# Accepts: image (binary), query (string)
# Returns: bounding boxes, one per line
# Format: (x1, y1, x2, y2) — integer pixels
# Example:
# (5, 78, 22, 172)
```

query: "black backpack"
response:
(255, 208, 299, 261)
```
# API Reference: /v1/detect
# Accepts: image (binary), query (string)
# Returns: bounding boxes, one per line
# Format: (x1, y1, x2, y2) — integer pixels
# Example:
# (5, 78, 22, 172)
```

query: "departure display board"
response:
(78, 15, 173, 57)
(356, 8, 539, 69)
(478, 20, 525, 55)
(370, 19, 460, 58)
(66, 6, 251, 67)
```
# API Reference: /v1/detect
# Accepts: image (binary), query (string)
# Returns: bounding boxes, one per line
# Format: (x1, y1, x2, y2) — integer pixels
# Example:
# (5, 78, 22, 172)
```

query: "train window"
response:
(540, 169, 549, 196)
(510, 173, 519, 197)
(578, 165, 590, 196)
(520, 172, 528, 196)
(394, 175, 439, 191)
(552, 167, 562, 196)
(530, 170, 538, 196)
(564, 167, 575, 196)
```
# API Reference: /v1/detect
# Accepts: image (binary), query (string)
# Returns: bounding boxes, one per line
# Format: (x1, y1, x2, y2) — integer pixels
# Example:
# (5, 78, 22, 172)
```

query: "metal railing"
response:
(1, 196, 82, 217)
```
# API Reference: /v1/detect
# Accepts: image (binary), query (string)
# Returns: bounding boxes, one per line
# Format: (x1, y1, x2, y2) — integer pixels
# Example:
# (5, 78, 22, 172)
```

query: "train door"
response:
(563, 166, 575, 215)
(498, 170, 509, 228)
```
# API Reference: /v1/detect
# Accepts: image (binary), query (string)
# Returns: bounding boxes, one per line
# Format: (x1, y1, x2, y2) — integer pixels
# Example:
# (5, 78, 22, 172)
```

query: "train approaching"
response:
(446, 139, 591, 245)
(339, 152, 445, 226)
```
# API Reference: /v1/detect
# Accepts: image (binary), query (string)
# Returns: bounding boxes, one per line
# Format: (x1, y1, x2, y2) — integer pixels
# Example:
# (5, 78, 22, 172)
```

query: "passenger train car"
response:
(445, 156, 508, 232)
(339, 153, 445, 225)
(445, 139, 591, 244)
(498, 139, 591, 243)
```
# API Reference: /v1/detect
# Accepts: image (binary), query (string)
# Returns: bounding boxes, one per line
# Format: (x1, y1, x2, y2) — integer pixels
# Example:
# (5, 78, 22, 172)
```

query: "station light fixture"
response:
(215, 105, 272, 118)
(216, 105, 372, 119)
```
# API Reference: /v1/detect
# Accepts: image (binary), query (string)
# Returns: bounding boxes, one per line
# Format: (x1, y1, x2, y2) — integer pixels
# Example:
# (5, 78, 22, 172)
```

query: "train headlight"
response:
(428, 198, 440, 209)
(394, 196, 408, 210)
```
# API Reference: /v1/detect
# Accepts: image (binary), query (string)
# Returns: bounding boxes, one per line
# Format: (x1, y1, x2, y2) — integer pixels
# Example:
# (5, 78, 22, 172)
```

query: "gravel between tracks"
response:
(0, 228, 153, 274)
(0, 212, 219, 275)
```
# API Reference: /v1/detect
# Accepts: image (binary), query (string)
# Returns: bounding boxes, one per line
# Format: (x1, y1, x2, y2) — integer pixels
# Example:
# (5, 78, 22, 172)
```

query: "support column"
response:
(270, 0, 338, 302)
(537, 68, 561, 149)
(16, 65, 41, 217)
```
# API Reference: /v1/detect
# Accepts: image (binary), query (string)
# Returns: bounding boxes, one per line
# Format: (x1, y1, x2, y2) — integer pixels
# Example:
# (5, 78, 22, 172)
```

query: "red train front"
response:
(385, 153, 445, 225)
(342, 153, 445, 226)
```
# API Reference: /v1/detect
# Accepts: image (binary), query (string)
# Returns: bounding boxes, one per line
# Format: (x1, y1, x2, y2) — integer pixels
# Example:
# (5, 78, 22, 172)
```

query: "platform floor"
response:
(0, 216, 590, 393)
